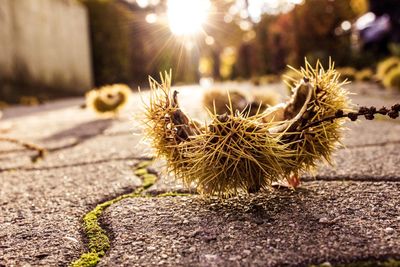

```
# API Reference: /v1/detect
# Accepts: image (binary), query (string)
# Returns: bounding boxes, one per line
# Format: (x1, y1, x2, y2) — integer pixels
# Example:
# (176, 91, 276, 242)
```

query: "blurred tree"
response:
(80, 0, 133, 86)
(289, 0, 356, 67)
(79, 0, 379, 85)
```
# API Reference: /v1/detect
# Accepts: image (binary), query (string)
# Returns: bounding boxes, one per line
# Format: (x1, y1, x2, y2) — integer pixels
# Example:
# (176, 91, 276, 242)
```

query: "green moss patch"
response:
(70, 159, 193, 267)
(70, 190, 143, 267)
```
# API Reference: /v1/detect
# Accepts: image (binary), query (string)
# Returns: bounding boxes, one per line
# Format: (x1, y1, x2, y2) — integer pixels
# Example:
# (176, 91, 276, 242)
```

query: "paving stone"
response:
(0, 161, 142, 266)
(99, 181, 400, 267)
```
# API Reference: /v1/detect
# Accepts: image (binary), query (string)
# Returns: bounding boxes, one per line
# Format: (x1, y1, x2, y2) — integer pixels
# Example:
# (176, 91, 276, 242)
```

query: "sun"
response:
(167, 0, 211, 36)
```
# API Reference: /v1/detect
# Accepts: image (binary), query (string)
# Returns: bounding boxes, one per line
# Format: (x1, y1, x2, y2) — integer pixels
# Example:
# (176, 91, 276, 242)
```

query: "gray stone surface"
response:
(100, 182, 400, 267)
(0, 162, 141, 266)
(0, 82, 400, 266)
(0, 98, 144, 266)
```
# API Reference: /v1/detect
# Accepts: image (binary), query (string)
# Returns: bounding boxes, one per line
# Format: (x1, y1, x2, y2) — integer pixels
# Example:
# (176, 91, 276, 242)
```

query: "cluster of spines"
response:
(144, 61, 353, 196)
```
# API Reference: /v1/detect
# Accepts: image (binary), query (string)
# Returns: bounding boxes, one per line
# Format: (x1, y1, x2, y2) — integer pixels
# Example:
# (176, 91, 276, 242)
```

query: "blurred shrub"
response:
(235, 42, 262, 79)
(220, 47, 237, 80)
(199, 56, 213, 77)
(376, 57, 400, 81)
(249, 0, 358, 76)
(80, 0, 132, 86)
(382, 67, 400, 91)
(355, 68, 374, 81)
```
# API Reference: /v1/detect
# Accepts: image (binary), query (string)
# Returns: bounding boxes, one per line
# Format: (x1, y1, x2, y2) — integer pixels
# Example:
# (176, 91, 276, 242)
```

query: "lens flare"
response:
(167, 0, 211, 36)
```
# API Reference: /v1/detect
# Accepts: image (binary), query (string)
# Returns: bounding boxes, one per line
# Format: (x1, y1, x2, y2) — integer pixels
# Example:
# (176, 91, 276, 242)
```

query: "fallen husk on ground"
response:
(86, 84, 131, 117)
(143, 60, 351, 196)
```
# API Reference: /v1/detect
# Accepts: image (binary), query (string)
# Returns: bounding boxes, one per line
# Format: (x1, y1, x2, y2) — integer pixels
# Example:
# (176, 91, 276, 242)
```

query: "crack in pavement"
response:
(341, 139, 400, 149)
(70, 160, 192, 267)
(0, 155, 153, 173)
(305, 174, 400, 182)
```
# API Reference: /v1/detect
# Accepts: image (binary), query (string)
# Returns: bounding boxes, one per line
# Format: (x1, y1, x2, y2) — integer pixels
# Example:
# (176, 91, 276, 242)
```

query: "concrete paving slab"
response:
(0, 161, 142, 266)
(99, 181, 400, 267)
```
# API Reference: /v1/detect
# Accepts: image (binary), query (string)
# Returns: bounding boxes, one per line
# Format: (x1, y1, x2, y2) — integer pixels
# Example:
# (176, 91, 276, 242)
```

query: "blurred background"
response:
(0, 0, 400, 104)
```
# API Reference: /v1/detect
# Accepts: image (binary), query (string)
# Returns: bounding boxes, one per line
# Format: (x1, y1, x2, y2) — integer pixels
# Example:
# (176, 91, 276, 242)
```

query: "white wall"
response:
(0, 0, 92, 94)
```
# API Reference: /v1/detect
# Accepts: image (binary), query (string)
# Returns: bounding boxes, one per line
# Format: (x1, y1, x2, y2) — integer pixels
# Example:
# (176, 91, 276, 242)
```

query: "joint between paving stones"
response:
(69, 159, 192, 267)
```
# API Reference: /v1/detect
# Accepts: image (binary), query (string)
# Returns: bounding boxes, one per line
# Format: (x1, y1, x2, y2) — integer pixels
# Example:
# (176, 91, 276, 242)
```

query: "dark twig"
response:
(0, 136, 47, 162)
(301, 104, 400, 131)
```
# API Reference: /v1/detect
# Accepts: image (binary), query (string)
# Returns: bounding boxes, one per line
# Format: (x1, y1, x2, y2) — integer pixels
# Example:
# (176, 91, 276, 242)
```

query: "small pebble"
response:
(64, 236, 79, 243)
(243, 249, 251, 256)
(384, 227, 395, 234)
(224, 245, 232, 250)
(319, 217, 329, 223)
(147, 246, 157, 251)
(204, 254, 218, 261)
(229, 255, 242, 261)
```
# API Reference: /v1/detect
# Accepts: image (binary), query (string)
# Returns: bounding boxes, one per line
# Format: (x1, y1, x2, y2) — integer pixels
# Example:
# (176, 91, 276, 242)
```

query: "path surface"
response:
(0, 82, 399, 266)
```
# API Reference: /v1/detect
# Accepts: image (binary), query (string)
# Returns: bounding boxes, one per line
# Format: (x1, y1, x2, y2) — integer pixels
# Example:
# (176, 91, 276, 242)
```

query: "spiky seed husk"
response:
(355, 68, 373, 82)
(376, 57, 400, 81)
(86, 84, 131, 116)
(144, 60, 351, 196)
(382, 67, 400, 91)
(266, 60, 351, 179)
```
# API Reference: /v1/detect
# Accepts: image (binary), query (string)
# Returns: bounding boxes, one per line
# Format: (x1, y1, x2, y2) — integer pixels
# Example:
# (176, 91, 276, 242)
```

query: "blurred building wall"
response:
(0, 0, 92, 100)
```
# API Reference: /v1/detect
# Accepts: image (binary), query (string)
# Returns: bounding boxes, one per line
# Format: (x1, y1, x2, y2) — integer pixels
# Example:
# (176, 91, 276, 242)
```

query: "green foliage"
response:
(70, 252, 100, 267)
(248, 0, 359, 76)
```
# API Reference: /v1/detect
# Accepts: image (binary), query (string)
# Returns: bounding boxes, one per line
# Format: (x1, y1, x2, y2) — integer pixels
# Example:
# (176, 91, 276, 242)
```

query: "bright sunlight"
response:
(167, 0, 211, 36)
